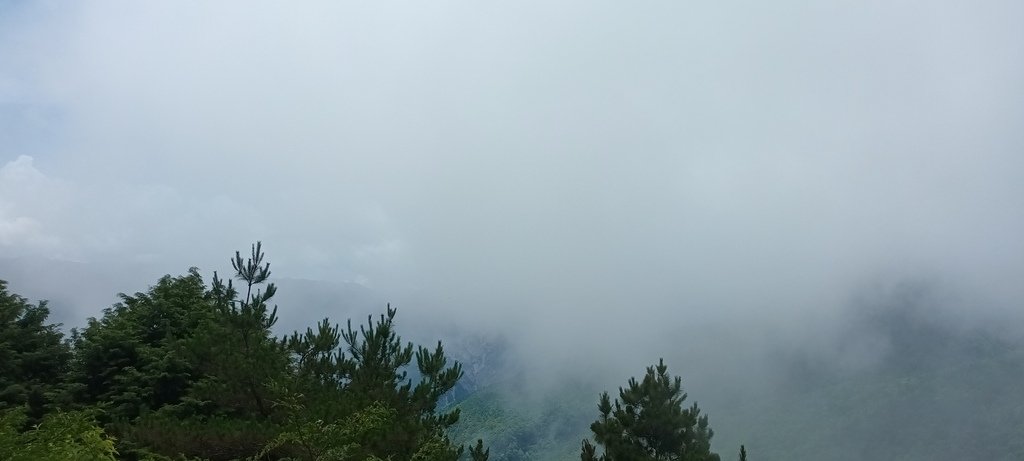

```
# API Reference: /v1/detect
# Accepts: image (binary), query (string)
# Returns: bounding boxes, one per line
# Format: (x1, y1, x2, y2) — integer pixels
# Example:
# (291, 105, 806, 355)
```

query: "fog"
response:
(2, 2, 1024, 448)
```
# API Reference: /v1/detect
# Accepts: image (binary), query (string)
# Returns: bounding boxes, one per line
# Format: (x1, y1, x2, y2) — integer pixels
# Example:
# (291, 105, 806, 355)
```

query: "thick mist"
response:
(2, 4, 1023, 450)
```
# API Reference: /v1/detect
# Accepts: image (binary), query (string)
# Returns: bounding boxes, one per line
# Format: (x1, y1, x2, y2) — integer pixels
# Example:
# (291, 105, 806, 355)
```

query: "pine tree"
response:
(67, 244, 290, 460)
(56, 242, 484, 460)
(190, 241, 288, 419)
(739, 445, 747, 461)
(581, 359, 720, 461)
(253, 395, 395, 461)
(336, 305, 466, 460)
(469, 438, 490, 461)
(279, 304, 487, 461)
(138, 242, 293, 460)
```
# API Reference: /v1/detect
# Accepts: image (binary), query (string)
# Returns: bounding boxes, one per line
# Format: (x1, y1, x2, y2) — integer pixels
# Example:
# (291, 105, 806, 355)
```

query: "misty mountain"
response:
(714, 286, 1024, 461)
(0, 256, 166, 328)
(447, 284, 1024, 461)
(269, 277, 382, 335)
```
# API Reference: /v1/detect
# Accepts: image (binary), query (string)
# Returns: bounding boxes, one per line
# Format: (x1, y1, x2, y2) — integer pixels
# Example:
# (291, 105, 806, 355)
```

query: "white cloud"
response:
(0, 155, 45, 182)
(0, 215, 47, 246)
(0, 155, 65, 254)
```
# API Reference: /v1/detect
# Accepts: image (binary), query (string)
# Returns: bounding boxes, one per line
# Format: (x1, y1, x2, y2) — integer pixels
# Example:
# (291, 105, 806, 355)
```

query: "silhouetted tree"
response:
(469, 438, 490, 461)
(581, 359, 719, 461)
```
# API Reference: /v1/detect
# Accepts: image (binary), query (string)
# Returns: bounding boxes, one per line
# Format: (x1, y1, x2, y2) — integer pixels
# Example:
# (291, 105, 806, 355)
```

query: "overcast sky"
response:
(1, 1, 1023, 368)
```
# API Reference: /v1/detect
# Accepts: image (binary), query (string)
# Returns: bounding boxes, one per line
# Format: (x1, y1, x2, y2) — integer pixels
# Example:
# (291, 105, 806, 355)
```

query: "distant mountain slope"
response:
(270, 277, 383, 334)
(0, 256, 166, 327)
(448, 379, 594, 461)
(448, 296, 1024, 461)
(711, 342, 1024, 461)
(709, 292, 1024, 461)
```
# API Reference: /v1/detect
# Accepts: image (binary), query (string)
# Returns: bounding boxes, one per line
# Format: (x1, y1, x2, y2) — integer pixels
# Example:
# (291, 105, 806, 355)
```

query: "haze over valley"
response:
(1, 1, 1023, 460)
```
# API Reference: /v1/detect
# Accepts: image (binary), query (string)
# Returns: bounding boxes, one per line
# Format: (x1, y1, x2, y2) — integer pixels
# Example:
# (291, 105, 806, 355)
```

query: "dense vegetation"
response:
(0, 243, 727, 460)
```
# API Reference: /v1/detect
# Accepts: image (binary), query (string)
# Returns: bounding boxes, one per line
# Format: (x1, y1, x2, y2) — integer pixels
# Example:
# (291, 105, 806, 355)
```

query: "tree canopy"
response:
(0, 243, 489, 460)
(0, 242, 740, 460)
(0, 280, 70, 423)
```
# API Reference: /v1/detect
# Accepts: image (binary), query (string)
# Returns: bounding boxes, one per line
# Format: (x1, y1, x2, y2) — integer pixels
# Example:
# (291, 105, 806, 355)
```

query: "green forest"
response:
(0, 243, 726, 461)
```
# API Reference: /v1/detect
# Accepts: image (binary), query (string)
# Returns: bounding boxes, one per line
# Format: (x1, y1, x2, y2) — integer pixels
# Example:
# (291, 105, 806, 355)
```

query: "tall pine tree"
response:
(188, 241, 289, 419)
(333, 305, 466, 460)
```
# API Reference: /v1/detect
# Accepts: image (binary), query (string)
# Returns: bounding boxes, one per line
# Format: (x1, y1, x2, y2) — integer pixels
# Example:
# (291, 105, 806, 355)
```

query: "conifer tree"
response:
(336, 305, 466, 460)
(0, 280, 70, 423)
(469, 438, 490, 461)
(739, 445, 747, 461)
(52, 242, 484, 460)
(581, 359, 720, 461)
(133, 242, 294, 460)
(190, 241, 288, 419)
(68, 270, 209, 421)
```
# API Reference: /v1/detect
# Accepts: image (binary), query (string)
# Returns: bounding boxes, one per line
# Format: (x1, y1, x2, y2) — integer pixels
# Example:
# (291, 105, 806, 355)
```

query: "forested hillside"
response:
(1, 244, 476, 460)
(0, 244, 726, 460)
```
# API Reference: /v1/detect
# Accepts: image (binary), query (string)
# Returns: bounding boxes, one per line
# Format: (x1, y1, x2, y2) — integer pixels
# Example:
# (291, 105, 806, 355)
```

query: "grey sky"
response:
(1, 1, 1022, 373)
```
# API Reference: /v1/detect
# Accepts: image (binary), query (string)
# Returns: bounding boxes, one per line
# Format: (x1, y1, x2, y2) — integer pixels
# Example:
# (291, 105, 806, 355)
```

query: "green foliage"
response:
(286, 318, 348, 393)
(582, 359, 720, 461)
(120, 410, 281, 461)
(68, 269, 211, 421)
(0, 280, 70, 422)
(128, 243, 294, 460)
(281, 310, 464, 460)
(4, 242, 489, 460)
(739, 445, 746, 461)
(62, 244, 291, 460)
(253, 397, 394, 461)
(190, 242, 289, 420)
(450, 381, 593, 461)
(306, 305, 467, 460)
(260, 243, 472, 460)
(0, 407, 117, 461)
